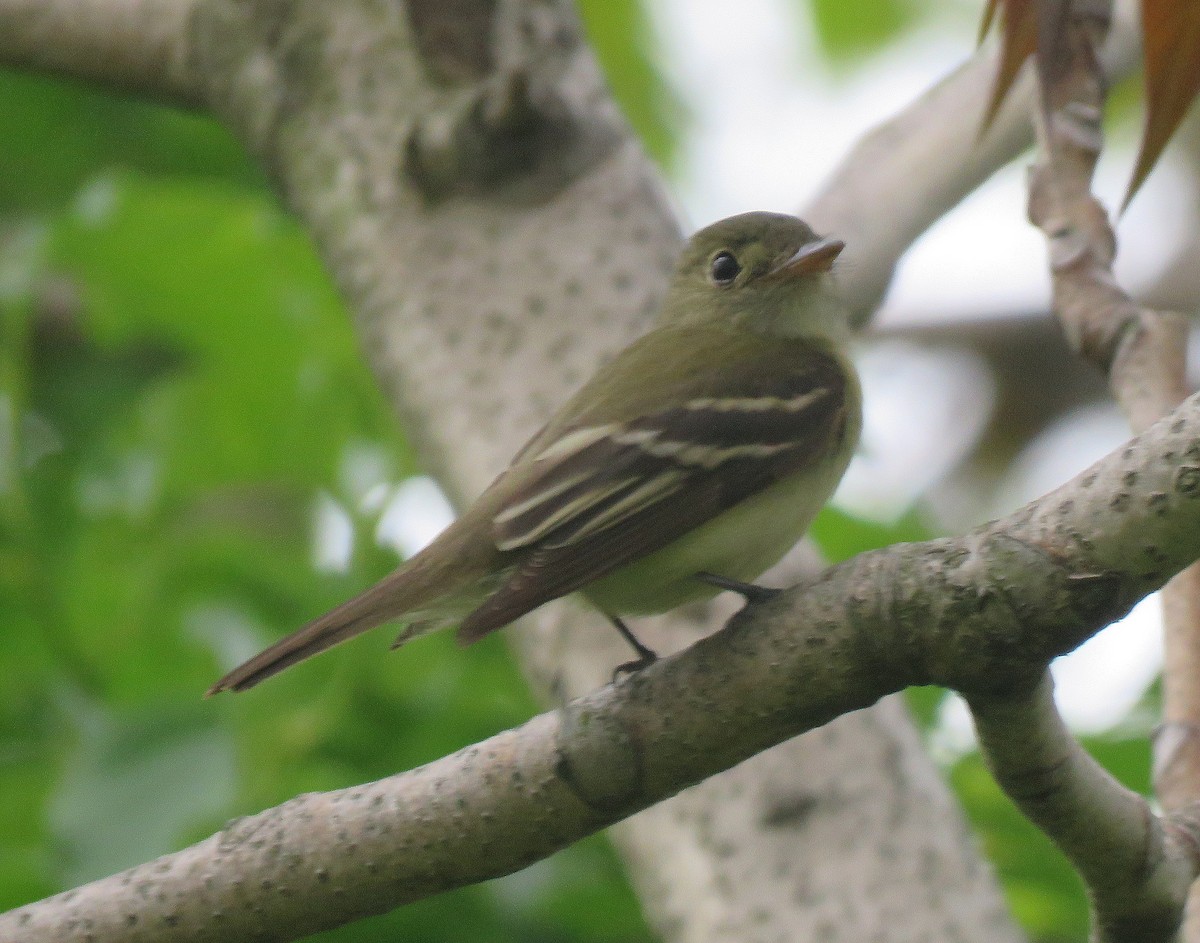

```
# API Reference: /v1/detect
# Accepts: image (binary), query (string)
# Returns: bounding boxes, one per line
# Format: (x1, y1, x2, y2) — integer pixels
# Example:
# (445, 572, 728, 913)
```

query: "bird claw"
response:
(605, 615, 658, 681)
(611, 651, 658, 683)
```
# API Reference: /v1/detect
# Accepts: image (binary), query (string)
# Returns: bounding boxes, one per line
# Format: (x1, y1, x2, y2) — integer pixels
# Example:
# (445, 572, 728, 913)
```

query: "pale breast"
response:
(582, 432, 855, 616)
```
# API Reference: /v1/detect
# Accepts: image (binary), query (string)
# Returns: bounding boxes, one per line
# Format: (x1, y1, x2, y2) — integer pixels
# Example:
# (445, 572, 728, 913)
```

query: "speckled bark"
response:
(971, 675, 1200, 943)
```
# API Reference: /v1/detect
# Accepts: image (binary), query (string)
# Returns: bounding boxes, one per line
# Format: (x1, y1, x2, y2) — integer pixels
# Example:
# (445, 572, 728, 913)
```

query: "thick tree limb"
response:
(8, 384, 1200, 942)
(0, 0, 202, 106)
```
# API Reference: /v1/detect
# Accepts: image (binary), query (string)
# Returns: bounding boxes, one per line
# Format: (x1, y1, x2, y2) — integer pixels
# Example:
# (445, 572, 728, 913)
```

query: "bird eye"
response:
(709, 252, 741, 285)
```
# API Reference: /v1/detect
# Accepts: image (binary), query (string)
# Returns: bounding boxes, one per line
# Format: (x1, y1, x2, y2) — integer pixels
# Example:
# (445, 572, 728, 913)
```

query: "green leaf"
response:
(807, 0, 927, 61)
(905, 685, 948, 730)
(809, 505, 933, 563)
(49, 695, 237, 885)
(0, 70, 258, 212)
(576, 0, 685, 168)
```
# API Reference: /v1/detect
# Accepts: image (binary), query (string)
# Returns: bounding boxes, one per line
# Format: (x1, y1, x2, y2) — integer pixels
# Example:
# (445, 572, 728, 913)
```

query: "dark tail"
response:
(206, 571, 432, 695)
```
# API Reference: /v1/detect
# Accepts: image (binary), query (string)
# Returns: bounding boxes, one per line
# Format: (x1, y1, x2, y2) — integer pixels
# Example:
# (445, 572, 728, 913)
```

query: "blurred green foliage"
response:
(577, 0, 683, 169)
(0, 66, 650, 941)
(805, 0, 930, 61)
(0, 4, 1161, 943)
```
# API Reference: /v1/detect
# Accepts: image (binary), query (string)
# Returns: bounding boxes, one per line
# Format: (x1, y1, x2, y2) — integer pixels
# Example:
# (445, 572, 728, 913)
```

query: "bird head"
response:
(661, 211, 847, 339)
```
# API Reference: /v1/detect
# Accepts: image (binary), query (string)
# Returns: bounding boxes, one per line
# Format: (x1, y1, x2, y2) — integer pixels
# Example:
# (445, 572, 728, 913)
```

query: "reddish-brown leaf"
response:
(979, 0, 1038, 133)
(1126, 0, 1200, 207)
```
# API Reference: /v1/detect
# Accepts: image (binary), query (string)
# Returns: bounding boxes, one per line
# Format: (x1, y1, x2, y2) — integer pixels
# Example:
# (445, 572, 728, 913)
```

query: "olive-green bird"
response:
(208, 211, 861, 694)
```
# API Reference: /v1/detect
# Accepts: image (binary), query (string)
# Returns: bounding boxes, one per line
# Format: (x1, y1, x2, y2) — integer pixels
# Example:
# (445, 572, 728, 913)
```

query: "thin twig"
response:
(971, 674, 1194, 943)
(0, 0, 202, 107)
(1018, 0, 1200, 937)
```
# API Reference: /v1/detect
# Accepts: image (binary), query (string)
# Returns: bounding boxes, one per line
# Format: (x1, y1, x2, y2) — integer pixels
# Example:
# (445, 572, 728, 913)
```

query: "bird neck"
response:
(658, 276, 853, 346)
(735, 285, 852, 346)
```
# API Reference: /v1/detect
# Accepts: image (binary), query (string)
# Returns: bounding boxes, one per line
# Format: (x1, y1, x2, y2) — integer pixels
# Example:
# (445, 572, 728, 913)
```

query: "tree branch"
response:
(972, 675, 1199, 943)
(1008, 1, 1200, 931)
(0, 0, 202, 107)
(804, 5, 1137, 323)
(8, 381, 1200, 941)
(1005, 0, 1200, 937)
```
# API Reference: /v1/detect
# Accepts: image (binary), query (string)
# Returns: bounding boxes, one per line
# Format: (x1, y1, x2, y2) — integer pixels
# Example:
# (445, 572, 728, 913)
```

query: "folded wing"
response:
(457, 353, 851, 642)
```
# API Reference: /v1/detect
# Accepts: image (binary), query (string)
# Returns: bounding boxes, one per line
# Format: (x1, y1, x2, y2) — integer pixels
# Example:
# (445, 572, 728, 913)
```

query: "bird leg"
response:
(608, 615, 658, 680)
(695, 571, 781, 603)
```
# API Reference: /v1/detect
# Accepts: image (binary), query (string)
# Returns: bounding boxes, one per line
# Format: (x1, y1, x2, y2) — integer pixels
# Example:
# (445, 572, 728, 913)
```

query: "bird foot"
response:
(606, 615, 658, 682)
(612, 651, 658, 683)
(695, 571, 780, 603)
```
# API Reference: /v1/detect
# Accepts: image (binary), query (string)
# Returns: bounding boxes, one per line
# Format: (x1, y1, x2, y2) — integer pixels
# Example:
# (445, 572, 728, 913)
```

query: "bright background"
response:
(0, 1, 1179, 940)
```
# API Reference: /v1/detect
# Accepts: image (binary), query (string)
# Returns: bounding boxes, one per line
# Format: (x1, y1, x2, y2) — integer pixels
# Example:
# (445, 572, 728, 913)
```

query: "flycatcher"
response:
(208, 211, 862, 694)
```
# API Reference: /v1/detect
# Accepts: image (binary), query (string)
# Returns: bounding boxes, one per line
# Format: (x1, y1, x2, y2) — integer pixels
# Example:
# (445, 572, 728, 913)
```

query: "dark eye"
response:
(709, 252, 741, 285)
